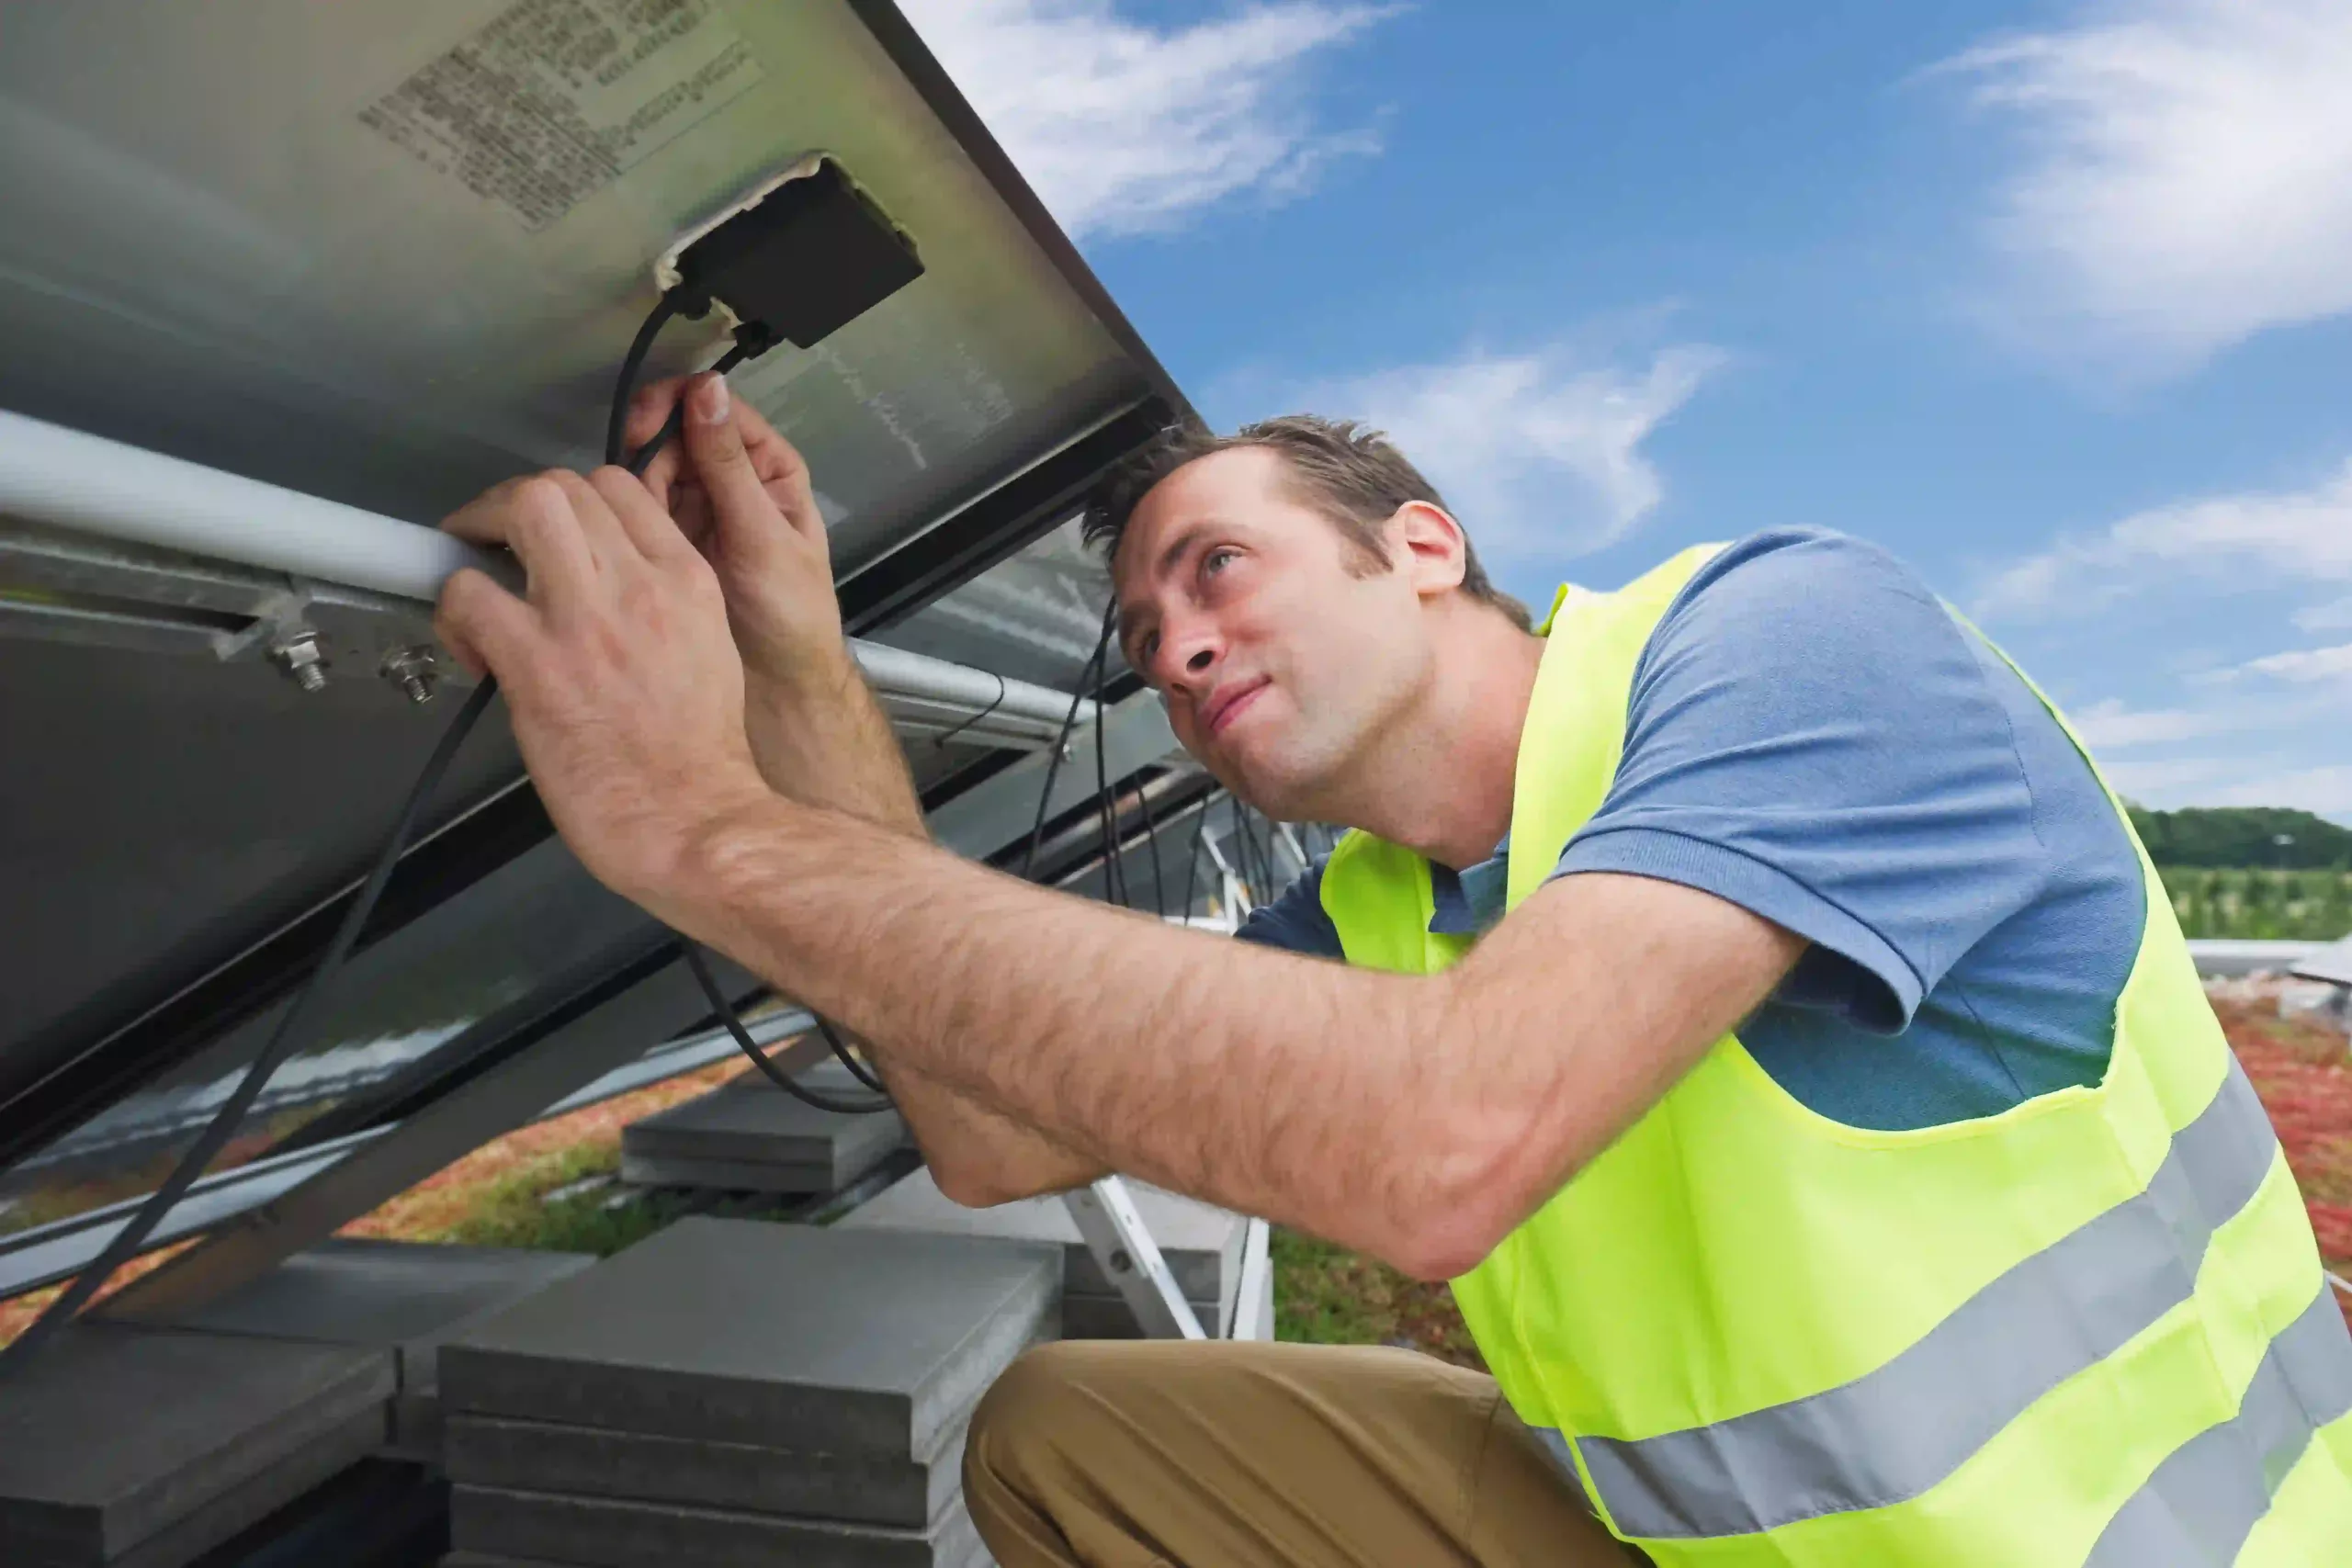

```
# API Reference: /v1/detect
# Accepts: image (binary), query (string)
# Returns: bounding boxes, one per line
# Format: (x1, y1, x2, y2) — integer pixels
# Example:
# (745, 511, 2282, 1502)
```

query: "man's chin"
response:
(1215, 754, 1316, 824)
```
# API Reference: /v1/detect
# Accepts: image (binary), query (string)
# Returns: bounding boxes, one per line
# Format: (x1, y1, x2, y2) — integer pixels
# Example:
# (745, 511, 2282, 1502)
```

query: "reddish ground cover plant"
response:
(2211, 995, 2352, 1328)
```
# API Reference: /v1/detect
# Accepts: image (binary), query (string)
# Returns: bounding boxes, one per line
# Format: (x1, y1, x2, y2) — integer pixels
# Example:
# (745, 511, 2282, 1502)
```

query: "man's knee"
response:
(967, 1341, 1093, 1488)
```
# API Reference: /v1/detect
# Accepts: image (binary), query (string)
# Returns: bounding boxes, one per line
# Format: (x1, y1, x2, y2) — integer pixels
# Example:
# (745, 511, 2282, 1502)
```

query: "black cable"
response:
(1096, 620, 1164, 919)
(623, 336, 756, 479)
(1133, 769, 1167, 919)
(2, 678, 502, 1375)
(1179, 803, 1208, 926)
(1238, 807, 1274, 907)
(1091, 627, 1127, 908)
(1018, 599, 1116, 882)
(605, 291, 680, 478)
(1227, 801, 1256, 904)
(0, 299, 864, 1371)
(816, 1019, 890, 1095)
(680, 948, 889, 1113)
(604, 299, 888, 1112)
(1255, 813, 1280, 893)
(927, 670, 1008, 750)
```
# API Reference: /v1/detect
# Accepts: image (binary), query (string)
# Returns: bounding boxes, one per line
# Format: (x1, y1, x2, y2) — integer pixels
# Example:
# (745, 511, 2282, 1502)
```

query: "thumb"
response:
(435, 567, 540, 684)
(680, 373, 772, 536)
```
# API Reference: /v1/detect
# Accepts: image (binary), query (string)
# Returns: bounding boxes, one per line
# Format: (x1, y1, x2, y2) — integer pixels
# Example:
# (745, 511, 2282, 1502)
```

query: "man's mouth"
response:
(1203, 677, 1270, 739)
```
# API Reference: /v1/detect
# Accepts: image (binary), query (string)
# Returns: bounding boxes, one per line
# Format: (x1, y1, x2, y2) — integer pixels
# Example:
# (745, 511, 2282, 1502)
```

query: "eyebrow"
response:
(1155, 520, 1210, 581)
(1116, 522, 1212, 656)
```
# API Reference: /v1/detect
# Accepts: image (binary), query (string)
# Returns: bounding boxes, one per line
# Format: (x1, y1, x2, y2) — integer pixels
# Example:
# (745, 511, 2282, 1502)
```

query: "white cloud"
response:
(2102, 753, 2240, 801)
(1274, 344, 1724, 558)
(2295, 596, 2352, 633)
(899, 0, 1385, 239)
(1946, 0, 2352, 372)
(2071, 699, 2233, 750)
(1975, 459, 2352, 619)
(2240, 642, 2352, 684)
(2200, 764, 2352, 816)
(1982, 461, 2352, 818)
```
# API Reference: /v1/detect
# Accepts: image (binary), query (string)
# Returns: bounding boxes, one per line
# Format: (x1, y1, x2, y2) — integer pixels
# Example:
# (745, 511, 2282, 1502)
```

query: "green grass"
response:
(2159, 867, 2352, 942)
(1272, 1228, 1485, 1369)
(410, 1143, 681, 1258)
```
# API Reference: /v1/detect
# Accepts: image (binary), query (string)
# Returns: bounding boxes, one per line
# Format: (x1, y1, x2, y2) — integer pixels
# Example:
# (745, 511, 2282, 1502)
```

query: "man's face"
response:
(1112, 448, 1435, 818)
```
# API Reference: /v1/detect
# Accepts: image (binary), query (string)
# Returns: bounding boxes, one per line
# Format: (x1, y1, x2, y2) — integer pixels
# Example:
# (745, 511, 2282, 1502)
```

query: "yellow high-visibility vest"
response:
(1317, 545, 2352, 1563)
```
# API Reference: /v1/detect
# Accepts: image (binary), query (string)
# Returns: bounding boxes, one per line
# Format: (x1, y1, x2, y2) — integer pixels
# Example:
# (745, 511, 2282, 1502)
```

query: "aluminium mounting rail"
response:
(0, 408, 1094, 742)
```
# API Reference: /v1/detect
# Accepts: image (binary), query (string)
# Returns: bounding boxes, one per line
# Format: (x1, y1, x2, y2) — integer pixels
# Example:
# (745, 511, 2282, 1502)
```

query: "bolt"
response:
(1109, 1249, 1134, 1274)
(381, 646, 439, 705)
(272, 633, 327, 693)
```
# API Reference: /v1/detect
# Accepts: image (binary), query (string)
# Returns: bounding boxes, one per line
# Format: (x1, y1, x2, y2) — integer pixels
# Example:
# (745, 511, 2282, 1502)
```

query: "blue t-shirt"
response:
(1235, 527, 2144, 1132)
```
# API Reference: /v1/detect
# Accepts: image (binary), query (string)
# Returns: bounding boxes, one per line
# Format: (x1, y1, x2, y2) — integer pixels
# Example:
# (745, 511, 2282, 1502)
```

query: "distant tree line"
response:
(2160, 868, 2352, 942)
(2128, 807, 2352, 870)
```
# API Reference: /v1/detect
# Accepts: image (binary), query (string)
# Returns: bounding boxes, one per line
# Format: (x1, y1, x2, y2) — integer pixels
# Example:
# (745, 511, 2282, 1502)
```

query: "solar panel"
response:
(0, 1, 1186, 1239)
(2290, 935, 2352, 989)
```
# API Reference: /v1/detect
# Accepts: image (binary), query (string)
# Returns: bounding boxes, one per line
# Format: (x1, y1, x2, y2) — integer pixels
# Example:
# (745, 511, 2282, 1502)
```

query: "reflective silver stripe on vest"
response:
(1577, 1062, 2282, 1540)
(2085, 1282, 2352, 1566)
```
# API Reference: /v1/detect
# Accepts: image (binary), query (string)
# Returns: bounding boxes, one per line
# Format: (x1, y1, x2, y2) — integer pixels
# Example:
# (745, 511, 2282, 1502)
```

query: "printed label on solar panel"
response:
(359, 0, 764, 231)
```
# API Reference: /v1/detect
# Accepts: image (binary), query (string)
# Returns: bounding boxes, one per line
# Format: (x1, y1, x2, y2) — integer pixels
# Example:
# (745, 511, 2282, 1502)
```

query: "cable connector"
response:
(654, 153, 922, 355)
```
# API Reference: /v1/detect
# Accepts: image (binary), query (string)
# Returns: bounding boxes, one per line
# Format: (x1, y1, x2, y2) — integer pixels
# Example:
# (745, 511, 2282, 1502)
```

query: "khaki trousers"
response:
(963, 1340, 1641, 1567)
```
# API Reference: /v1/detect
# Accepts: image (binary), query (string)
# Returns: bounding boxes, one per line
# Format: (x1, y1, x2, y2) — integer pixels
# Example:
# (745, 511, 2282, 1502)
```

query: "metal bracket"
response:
(1196, 821, 1253, 917)
(0, 520, 475, 702)
(1059, 1177, 1205, 1339)
(1228, 1217, 1273, 1341)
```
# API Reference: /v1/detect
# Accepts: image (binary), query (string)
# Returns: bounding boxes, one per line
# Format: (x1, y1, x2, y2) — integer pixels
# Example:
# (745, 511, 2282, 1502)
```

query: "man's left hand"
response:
(434, 464, 774, 915)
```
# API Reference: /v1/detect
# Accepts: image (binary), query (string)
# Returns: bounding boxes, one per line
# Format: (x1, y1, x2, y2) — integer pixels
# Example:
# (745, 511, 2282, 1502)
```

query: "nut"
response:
(380, 646, 439, 705)
(271, 633, 327, 693)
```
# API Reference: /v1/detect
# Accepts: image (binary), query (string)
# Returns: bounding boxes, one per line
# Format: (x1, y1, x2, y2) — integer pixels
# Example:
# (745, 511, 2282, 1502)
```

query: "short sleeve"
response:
(1233, 858, 1345, 959)
(1552, 528, 2048, 1033)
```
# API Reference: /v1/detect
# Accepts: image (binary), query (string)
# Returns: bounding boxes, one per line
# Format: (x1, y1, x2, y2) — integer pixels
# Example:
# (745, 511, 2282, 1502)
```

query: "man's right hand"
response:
(623, 371, 915, 829)
(628, 372, 850, 696)
(626, 370, 1105, 1203)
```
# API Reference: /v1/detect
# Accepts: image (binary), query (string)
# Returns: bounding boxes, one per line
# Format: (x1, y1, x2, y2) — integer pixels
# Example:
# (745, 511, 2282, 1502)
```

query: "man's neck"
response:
(1322, 605, 1548, 872)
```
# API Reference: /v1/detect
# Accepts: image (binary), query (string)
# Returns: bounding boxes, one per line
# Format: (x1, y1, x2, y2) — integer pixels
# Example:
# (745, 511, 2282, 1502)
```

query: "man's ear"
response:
(1390, 501, 1470, 599)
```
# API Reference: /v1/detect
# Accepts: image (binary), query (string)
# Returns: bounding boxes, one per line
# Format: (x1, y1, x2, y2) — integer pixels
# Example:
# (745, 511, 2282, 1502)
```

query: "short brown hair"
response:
(1082, 414, 1532, 631)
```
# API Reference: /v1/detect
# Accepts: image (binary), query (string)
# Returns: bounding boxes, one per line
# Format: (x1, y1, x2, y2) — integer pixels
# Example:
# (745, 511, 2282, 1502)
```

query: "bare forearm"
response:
(656, 798, 1798, 1277)
(664, 797, 1460, 1262)
(881, 1067, 1106, 1203)
(743, 661, 1107, 1201)
(742, 655, 924, 832)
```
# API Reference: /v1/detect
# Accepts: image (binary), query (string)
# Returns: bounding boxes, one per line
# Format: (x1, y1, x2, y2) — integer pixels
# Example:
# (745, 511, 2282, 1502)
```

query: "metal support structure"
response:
(0, 997, 818, 1305)
(29, 691, 1184, 1314)
(1059, 1178, 1205, 1340)
(930, 688, 1184, 861)
(1, 411, 1256, 1335)
(1197, 818, 1254, 918)
(95, 941, 826, 1325)
(1229, 1217, 1274, 1342)
(1276, 822, 1313, 878)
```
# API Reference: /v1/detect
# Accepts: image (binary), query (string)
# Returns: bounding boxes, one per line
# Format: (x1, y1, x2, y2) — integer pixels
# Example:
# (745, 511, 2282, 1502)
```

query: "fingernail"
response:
(696, 374, 730, 423)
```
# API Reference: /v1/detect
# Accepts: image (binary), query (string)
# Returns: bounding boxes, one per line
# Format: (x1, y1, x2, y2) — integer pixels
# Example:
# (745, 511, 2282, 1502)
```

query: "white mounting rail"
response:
(0, 407, 1091, 735)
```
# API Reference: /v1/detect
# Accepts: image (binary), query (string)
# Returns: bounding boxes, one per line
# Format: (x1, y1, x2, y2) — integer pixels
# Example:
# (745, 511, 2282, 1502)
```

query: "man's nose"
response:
(1152, 623, 1221, 694)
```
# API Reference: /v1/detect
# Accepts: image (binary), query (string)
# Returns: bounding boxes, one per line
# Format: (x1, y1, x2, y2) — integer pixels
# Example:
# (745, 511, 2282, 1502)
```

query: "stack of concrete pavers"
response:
(132, 1238, 595, 1462)
(838, 1169, 1258, 1338)
(620, 1061, 907, 1194)
(436, 1217, 1057, 1567)
(0, 1324, 392, 1567)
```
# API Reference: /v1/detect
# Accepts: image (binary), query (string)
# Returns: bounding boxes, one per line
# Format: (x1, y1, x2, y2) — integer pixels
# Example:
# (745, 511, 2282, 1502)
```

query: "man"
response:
(435, 371, 2352, 1566)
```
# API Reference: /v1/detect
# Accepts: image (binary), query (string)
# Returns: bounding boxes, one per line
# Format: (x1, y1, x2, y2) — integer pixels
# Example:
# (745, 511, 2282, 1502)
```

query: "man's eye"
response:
(1139, 632, 1160, 664)
(1204, 547, 1237, 575)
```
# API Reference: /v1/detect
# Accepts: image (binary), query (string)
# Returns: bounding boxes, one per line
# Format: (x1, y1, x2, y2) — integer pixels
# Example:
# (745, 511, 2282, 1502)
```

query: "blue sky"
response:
(904, 0, 2352, 821)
